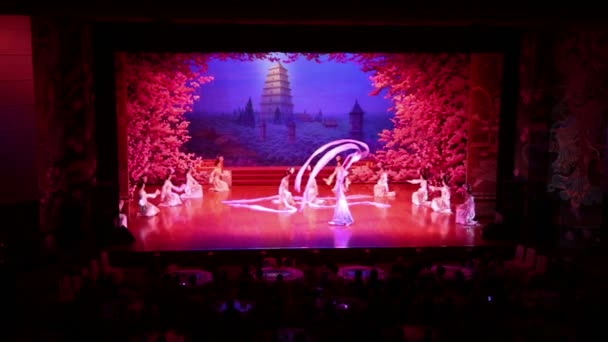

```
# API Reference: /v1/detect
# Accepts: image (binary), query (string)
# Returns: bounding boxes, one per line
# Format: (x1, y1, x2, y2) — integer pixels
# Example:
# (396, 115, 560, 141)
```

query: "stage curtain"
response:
(115, 52, 130, 201)
(513, 30, 607, 243)
(467, 53, 503, 202)
(31, 17, 97, 252)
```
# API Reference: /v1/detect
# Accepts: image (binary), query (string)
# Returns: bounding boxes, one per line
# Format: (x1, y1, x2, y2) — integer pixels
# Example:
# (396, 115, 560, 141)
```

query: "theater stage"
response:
(124, 184, 496, 252)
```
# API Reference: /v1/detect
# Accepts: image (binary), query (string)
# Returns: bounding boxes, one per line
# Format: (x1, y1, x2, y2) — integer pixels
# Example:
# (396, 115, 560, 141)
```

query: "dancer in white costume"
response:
(117, 200, 128, 228)
(159, 171, 183, 207)
(180, 168, 203, 199)
(137, 178, 161, 217)
(295, 139, 391, 226)
(456, 185, 478, 226)
(324, 159, 353, 192)
(324, 157, 342, 190)
(277, 168, 297, 209)
(407, 172, 430, 206)
(430, 178, 452, 214)
(374, 165, 396, 197)
(329, 157, 355, 225)
(217, 155, 233, 185)
(221, 168, 299, 214)
(299, 165, 324, 210)
(209, 158, 229, 192)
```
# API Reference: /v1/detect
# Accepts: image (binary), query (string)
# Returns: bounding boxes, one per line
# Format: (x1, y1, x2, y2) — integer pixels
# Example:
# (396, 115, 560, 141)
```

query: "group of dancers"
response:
(222, 139, 392, 226)
(135, 156, 230, 218)
(272, 156, 395, 211)
(408, 171, 478, 226)
(129, 139, 478, 228)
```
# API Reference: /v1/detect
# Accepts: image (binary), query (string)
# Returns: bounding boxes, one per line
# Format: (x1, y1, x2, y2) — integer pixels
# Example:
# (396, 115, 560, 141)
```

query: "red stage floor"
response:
(127, 184, 490, 251)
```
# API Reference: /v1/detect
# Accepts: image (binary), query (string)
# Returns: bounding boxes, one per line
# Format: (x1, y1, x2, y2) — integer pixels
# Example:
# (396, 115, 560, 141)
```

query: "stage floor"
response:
(126, 184, 490, 251)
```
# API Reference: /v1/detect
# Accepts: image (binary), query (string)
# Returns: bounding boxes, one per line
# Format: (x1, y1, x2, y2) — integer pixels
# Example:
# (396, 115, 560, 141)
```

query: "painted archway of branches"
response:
(125, 52, 470, 193)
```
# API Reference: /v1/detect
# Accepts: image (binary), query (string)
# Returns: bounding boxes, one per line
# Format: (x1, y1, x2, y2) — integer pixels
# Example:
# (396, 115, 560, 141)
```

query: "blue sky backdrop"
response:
(193, 53, 392, 116)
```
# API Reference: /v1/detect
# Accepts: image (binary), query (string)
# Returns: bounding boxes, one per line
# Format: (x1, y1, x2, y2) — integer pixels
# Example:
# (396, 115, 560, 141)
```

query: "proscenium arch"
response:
(92, 23, 521, 232)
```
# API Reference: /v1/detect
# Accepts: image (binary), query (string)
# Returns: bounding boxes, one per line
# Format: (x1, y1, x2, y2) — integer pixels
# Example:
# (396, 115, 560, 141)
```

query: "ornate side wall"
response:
(31, 17, 98, 253)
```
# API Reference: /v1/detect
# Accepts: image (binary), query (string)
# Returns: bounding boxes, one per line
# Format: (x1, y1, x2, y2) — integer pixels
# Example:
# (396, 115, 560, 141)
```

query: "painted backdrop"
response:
(185, 55, 393, 166)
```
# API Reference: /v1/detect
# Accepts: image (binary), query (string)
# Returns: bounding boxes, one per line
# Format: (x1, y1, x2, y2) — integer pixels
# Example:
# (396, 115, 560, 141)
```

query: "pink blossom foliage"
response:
(354, 53, 470, 189)
(125, 53, 213, 188)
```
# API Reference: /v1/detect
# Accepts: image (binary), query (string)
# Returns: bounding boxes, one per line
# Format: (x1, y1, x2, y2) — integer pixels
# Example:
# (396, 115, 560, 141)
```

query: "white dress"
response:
(431, 185, 452, 213)
(306, 178, 319, 202)
(325, 165, 349, 192)
(329, 167, 354, 226)
(278, 175, 296, 209)
(301, 174, 324, 207)
(117, 201, 127, 228)
(159, 179, 182, 207)
(138, 188, 160, 217)
(117, 213, 128, 228)
(374, 172, 396, 197)
(180, 171, 203, 199)
(408, 178, 429, 206)
(209, 166, 230, 192)
(456, 194, 477, 225)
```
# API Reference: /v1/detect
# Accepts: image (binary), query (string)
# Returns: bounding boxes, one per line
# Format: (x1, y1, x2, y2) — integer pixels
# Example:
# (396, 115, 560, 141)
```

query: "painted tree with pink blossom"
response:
(359, 53, 471, 189)
(125, 53, 213, 189)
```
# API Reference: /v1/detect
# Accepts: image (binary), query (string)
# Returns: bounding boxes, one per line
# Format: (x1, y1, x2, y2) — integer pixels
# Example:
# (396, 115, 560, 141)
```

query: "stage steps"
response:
(229, 167, 335, 186)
